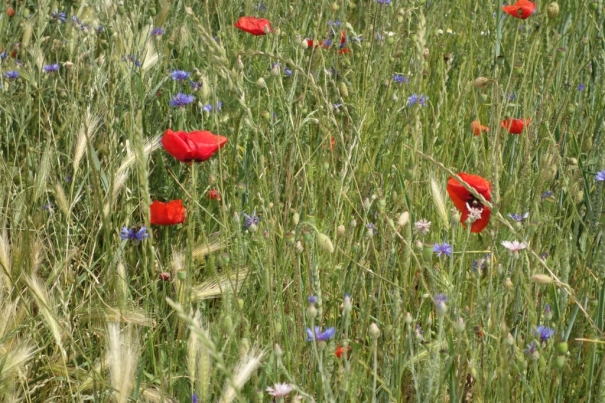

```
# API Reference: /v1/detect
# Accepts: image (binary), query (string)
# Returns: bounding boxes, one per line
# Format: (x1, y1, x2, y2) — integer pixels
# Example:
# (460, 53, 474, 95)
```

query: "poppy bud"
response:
(317, 233, 335, 253)
(473, 77, 491, 88)
(284, 231, 295, 245)
(547, 2, 560, 19)
(292, 212, 300, 226)
(555, 355, 565, 370)
(369, 323, 381, 340)
(339, 82, 349, 99)
(7, 7, 14, 17)
(377, 198, 386, 210)
(261, 110, 271, 120)
(531, 274, 554, 285)
(566, 103, 576, 114)
(237, 298, 244, 310)
(479, 93, 489, 103)
(295, 240, 304, 254)
(159, 272, 171, 281)
(220, 315, 233, 333)
(504, 277, 513, 290)
(513, 64, 523, 75)
(582, 136, 593, 152)
(397, 211, 409, 227)
(177, 270, 187, 281)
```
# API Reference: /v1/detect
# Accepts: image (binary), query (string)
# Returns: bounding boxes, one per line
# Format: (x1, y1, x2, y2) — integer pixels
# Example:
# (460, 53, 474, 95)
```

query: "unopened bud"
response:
(369, 323, 381, 339)
(274, 343, 283, 357)
(337, 225, 346, 236)
(547, 2, 560, 19)
(455, 318, 466, 333)
(292, 212, 300, 226)
(397, 211, 409, 227)
(317, 233, 335, 253)
(295, 240, 304, 254)
(531, 274, 554, 285)
(504, 277, 513, 290)
(473, 76, 491, 88)
(257, 77, 266, 88)
(404, 312, 413, 325)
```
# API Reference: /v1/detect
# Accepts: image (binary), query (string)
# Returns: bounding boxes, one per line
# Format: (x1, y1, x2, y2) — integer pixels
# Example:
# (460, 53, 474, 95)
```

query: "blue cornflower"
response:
(366, 223, 377, 234)
(524, 341, 539, 359)
(544, 304, 551, 315)
(284, 68, 292, 77)
(171, 70, 191, 81)
(43, 64, 60, 73)
(508, 212, 529, 222)
(393, 74, 410, 84)
(96, 26, 105, 34)
(433, 242, 452, 257)
(120, 226, 149, 242)
(202, 101, 222, 112)
(535, 325, 555, 342)
(578, 83, 585, 91)
(596, 170, 605, 182)
(190, 80, 202, 90)
(192, 394, 198, 403)
(242, 211, 261, 229)
(307, 295, 318, 305)
(169, 93, 195, 108)
(0, 52, 6, 60)
(305, 326, 336, 342)
(472, 255, 488, 273)
(42, 202, 55, 212)
(434, 294, 447, 313)
(407, 94, 429, 107)
(150, 27, 165, 36)
(323, 39, 333, 47)
(3, 70, 19, 79)
(71, 15, 82, 26)
(328, 20, 341, 27)
(375, 0, 392, 4)
(51, 11, 67, 23)
(541, 190, 553, 199)
(333, 103, 342, 110)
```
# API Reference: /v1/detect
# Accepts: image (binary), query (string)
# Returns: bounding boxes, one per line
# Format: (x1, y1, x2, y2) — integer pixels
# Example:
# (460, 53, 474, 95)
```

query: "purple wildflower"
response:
(43, 64, 60, 73)
(305, 327, 336, 342)
(170, 70, 191, 81)
(541, 190, 554, 199)
(284, 68, 292, 77)
(151, 27, 165, 36)
(596, 170, 605, 182)
(120, 226, 149, 242)
(51, 11, 67, 23)
(508, 212, 529, 222)
(393, 74, 410, 83)
(578, 83, 585, 91)
(307, 295, 318, 305)
(242, 211, 261, 229)
(407, 94, 429, 107)
(535, 325, 555, 342)
(433, 242, 452, 257)
(169, 93, 195, 108)
(3, 70, 19, 79)
(190, 80, 202, 90)
(202, 102, 222, 112)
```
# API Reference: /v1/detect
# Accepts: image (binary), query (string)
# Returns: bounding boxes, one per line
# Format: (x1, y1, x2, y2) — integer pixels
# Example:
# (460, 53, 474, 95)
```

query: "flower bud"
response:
(220, 315, 233, 334)
(504, 277, 513, 290)
(295, 240, 304, 254)
(405, 312, 413, 325)
(257, 77, 266, 88)
(339, 82, 349, 99)
(177, 270, 187, 281)
(159, 272, 171, 281)
(473, 77, 491, 88)
(555, 355, 565, 369)
(330, 2, 340, 11)
(306, 304, 318, 320)
(349, 218, 357, 228)
(337, 224, 346, 236)
(292, 212, 300, 226)
(271, 63, 280, 76)
(455, 318, 466, 333)
(274, 343, 283, 357)
(343, 294, 352, 314)
(556, 341, 568, 354)
(369, 323, 381, 339)
(317, 233, 335, 253)
(531, 274, 554, 285)
(547, 2, 560, 19)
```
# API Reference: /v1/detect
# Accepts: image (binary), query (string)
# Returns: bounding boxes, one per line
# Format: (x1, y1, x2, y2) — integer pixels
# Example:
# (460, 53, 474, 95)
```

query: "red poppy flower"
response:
(150, 200, 186, 226)
(208, 189, 221, 200)
(335, 345, 352, 358)
(501, 118, 530, 134)
(234, 16, 272, 36)
(162, 129, 228, 163)
(338, 48, 351, 55)
(502, 0, 536, 19)
(446, 173, 492, 233)
(471, 120, 490, 136)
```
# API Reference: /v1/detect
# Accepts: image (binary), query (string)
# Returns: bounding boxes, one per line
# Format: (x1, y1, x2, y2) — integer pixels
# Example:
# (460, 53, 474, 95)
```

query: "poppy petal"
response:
(446, 173, 492, 233)
(234, 16, 272, 35)
(162, 129, 193, 162)
(188, 131, 228, 161)
(150, 200, 186, 225)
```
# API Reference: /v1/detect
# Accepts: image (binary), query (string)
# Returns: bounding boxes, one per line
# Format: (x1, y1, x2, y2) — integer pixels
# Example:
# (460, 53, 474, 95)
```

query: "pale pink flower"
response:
(266, 383, 294, 397)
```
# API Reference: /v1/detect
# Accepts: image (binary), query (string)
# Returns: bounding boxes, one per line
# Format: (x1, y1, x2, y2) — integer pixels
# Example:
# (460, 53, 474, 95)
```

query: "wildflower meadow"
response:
(1, 0, 605, 401)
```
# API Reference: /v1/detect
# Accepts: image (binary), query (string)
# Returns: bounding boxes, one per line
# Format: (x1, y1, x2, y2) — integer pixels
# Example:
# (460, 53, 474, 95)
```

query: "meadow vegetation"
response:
(1, 0, 605, 401)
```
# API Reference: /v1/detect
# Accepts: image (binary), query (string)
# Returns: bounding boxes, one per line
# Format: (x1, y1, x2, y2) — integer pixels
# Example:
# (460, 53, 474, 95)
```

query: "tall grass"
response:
(0, 0, 604, 401)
